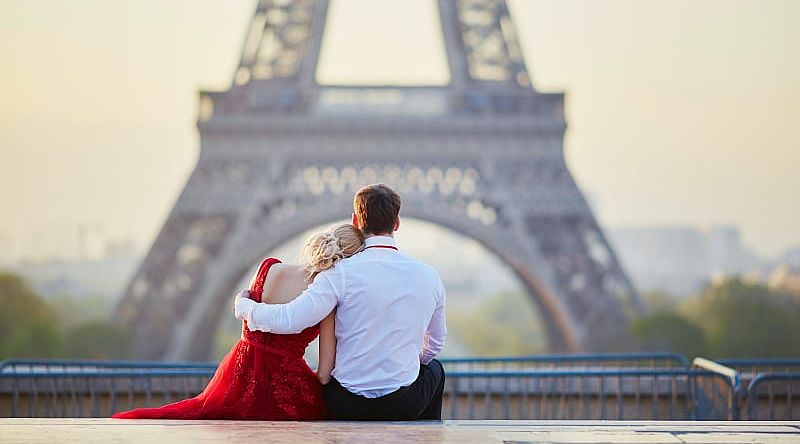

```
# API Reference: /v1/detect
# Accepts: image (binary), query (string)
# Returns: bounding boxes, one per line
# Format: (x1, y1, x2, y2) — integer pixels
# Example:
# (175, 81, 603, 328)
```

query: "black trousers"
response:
(322, 359, 445, 421)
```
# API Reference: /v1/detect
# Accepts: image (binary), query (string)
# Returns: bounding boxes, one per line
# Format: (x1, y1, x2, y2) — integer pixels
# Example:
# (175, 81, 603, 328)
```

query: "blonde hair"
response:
(301, 224, 365, 275)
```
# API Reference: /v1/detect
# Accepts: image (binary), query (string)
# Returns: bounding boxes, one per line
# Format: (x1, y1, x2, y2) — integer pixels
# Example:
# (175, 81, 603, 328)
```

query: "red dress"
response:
(112, 258, 327, 420)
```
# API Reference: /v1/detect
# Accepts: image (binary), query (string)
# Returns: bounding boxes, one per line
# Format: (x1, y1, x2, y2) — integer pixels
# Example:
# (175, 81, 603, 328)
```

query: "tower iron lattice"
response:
(115, 0, 643, 360)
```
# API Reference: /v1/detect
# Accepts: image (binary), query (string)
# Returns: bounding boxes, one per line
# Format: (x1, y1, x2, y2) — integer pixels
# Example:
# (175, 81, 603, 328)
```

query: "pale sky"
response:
(0, 0, 798, 261)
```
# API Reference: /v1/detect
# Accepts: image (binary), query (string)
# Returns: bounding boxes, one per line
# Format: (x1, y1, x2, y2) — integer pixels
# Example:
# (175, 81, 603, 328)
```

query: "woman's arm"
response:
(317, 310, 336, 385)
(235, 271, 338, 333)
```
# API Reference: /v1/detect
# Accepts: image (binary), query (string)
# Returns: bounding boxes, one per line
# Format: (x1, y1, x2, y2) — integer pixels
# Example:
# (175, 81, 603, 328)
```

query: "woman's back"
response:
(112, 258, 327, 420)
(259, 264, 310, 304)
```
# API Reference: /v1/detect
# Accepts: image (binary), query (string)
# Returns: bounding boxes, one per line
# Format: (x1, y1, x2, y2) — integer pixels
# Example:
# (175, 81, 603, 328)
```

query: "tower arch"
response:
(115, 0, 643, 360)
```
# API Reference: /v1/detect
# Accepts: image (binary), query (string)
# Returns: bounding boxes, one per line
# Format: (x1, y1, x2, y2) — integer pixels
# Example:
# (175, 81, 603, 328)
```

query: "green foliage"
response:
(0, 271, 130, 360)
(50, 295, 116, 330)
(640, 290, 681, 312)
(213, 307, 247, 361)
(62, 321, 130, 359)
(630, 277, 800, 359)
(685, 278, 800, 358)
(448, 291, 545, 356)
(0, 272, 61, 359)
(630, 310, 706, 358)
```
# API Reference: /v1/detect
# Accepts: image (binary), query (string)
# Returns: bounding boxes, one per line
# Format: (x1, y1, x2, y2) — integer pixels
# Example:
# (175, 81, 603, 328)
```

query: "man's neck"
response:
(363, 232, 394, 239)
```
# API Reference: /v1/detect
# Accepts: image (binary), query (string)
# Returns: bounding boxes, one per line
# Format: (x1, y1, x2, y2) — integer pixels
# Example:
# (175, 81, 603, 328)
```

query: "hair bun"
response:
(318, 232, 345, 260)
(301, 224, 365, 275)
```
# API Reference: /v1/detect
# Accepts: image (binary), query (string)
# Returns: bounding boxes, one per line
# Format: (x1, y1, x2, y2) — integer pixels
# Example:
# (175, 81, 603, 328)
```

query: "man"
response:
(234, 184, 447, 420)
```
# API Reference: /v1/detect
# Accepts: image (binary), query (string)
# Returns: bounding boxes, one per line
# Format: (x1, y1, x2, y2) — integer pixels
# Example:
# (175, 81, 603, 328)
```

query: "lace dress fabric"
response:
(112, 258, 326, 420)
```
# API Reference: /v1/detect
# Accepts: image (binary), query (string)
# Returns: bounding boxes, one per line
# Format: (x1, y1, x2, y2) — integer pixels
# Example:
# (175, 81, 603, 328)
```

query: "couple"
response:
(113, 184, 447, 421)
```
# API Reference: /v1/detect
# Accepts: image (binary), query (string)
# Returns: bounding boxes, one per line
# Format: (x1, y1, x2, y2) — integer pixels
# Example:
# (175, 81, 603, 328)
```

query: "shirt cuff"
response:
(234, 296, 256, 322)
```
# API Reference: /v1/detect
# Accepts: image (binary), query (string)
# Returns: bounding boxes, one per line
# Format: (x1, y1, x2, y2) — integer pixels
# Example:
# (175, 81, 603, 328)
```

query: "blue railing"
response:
(0, 369, 214, 418)
(717, 358, 800, 377)
(745, 372, 800, 420)
(1, 354, 797, 420)
(691, 357, 800, 420)
(0, 352, 689, 374)
(0, 358, 216, 374)
(445, 369, 736, 420)
(440, 352, 690, 371)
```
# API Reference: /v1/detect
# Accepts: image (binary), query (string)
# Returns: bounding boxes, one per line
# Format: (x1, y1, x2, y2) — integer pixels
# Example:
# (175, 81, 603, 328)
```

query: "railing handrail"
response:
(0, 369, 216, 379)
(692, 357, 741, 390)
(0, 359, 217, 372)
(746, 371, 800, 392)
(0, 353, 691, 374)
(440, 352, 689, 367)
(718, 358, 800, 367)
(446, 369, 728, 380)
(745, 371, 800, 420)
(0, 368, 727, 380)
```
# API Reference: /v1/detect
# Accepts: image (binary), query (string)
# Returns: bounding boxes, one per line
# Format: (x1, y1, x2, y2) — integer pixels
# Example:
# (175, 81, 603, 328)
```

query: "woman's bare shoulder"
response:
(266, 263, 304, 277)
(263, 264, 309, 303)
(266, 262, 290, 273)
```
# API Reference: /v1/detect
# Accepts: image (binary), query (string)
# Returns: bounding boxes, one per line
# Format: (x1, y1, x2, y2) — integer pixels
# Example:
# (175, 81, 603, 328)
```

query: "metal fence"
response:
(2, 353, 689, 374)
(717, 358, 800, 379)
(0, 358, 216, 374)
(0, 370, 213, 418)
(745, 372, 800, 420)
(440, 352, 690, 372)
(1, 354, 798, 420)
(444, 369, 737, 420)
(692, 357, 800, 421)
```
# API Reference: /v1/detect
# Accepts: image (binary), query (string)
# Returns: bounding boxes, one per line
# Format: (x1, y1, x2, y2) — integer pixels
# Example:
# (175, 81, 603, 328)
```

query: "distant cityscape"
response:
(607, 226, 800, 297)
(2, 223, 799, 304)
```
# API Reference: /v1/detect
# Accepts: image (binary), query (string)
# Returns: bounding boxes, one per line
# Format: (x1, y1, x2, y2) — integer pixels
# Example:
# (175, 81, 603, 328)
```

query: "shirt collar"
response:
(364, 235, 397, 249)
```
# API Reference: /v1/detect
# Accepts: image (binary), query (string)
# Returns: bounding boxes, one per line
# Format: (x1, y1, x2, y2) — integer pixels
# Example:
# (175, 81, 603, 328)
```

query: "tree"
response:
(62, 321, 130, 359)
(630, 310, 706, 358)
(0, 272, 61, 359)
(684, 278, 800, 358)
(448, 291, 546, 356)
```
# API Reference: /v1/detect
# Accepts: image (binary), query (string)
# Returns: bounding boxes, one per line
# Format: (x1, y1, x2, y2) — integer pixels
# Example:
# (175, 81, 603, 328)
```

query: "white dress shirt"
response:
(235, 235, 447, 398)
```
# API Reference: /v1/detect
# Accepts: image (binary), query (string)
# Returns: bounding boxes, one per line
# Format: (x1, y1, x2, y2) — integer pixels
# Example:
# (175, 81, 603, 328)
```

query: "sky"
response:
(0, 0, 798, 261)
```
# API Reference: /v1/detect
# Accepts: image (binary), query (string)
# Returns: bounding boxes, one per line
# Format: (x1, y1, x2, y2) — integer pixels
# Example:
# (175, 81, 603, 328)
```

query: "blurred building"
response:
(607, 225, 761, 297)
(10, 239, 140, 301)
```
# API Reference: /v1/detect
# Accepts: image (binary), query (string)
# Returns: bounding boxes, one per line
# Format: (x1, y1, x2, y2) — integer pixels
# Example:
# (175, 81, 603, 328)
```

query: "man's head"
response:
(352, 184, 401, 236)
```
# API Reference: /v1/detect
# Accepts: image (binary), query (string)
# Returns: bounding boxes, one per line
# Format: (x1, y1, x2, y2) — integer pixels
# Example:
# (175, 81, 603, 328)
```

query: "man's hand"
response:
(234, 289, 252, 321)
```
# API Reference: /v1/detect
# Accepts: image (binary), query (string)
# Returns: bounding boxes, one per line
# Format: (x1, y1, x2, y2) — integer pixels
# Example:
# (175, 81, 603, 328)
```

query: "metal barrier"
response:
(690, 357, 743, 420)
(0, 370, 214, 418)
(745, 372, 800, 420)
(695, 357, 800, 420)
(440, 352, 690, 372)
(0, 359, 216, 374)
(717, 359, 800, 378)
(443, 369, 736, 420)
(2, 368, 735, 420)
(11, 355, 800, 420)
(1, 353, 688, 375)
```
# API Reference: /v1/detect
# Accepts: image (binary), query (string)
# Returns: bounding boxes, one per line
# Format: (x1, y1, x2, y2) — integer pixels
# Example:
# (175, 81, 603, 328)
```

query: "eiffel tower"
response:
(115, 0, 644, 360)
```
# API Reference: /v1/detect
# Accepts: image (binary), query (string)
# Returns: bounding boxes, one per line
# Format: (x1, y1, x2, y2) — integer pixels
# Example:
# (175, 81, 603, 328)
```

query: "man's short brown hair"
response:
(353, 184, 401, 235)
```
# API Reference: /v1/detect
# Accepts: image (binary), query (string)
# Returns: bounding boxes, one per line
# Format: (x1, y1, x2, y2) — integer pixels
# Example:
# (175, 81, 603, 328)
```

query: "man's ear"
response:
(394, 217, 400, 232)
(351, 213, 360, 229)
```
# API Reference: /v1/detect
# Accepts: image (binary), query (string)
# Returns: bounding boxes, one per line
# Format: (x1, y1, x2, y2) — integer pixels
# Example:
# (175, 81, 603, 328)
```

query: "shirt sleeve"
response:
(234, 271, 340, 334)
(420, 277, 447, 364)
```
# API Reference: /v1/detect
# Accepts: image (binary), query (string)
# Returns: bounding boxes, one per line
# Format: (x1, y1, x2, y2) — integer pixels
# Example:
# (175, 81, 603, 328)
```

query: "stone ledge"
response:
(1, 419, 798, 444)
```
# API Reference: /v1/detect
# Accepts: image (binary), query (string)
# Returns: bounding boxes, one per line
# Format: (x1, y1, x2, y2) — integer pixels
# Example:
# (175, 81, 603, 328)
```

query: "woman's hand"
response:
(235, 289, 251, 303)
(234, 289, 252, 321)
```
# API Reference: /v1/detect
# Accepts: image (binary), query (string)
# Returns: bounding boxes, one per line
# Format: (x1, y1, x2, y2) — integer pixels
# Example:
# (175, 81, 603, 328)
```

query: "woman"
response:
(112, 224, 365, 420)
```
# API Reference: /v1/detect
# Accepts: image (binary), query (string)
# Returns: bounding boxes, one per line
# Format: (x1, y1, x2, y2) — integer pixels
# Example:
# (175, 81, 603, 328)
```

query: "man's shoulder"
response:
(333, 249, 441, 281)
(318, 254, 358, 279)
(397, 252, 442, 280)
